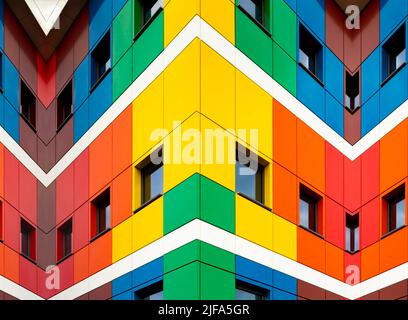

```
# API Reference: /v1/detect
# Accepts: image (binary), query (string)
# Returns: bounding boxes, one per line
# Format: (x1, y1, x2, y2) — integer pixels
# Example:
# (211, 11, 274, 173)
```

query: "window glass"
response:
(240, 0, 263, 25)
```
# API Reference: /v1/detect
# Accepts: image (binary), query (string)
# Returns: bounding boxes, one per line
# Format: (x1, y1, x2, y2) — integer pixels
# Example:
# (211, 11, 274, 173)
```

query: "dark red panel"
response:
(56, 116, 74, 162)
(344, 27, 361, 73)
(361, 0, 380, 61)
(73, 7, 89, 69)
(56, 163, 74, 226)
(3, 203, 20, 252)
(74, 150, 89, 210)
(361, 142, 379, 204)
(360, 291, 380, 300)
(37, 181, 56, 233)
(56, 24, 74, 95)
(19, 163, 37, 225)
(37, 138, 56, 173)
(19, 117, 38, 162)
(4, 4, 21, 68)
(361, 198, 380, 249)
(19, 30, 37, 93)
(344, 108, 361, 145)
(325, 198, 345, 248)
(73, 203, 89, 252)
(344, 156, 361, 212)
(379, 280, 408, 300)
(88, 283, 112, 300)
(325, 0, 344, 60)
(36, 229, 56, 270)
(325, 142, 344, 204)
(4, 150, 19, 210)
(20, 256, 38, 293)
(37, 53, 56, 108)
(37, 100, 56, 145)
(298, 280, 326, 300)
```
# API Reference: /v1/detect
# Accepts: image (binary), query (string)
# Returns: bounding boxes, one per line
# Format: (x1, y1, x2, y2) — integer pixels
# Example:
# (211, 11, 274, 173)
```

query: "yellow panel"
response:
(236, 71, 273, 160)
(264, 160, 273, 209)
(112, 218, 133, 263)
(164, 0, 200, 46)
(163, 113, 201, 192)
(200, 116, 235, 191)
(201, 42, 235, 131)
(164, 39, 200, 131)
(272, 214, 297, 260)
(132, 197, 164, 251)
(236, 194, 273, 250)
(201, 0, 235, 44)
(132, 75, 164, 162)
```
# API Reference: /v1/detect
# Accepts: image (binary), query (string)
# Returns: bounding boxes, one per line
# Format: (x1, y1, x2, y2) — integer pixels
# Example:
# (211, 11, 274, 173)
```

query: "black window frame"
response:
(299, 184, 322, 235)
(236, 280, 269, 300)
(21, 218, 36, 262)
(90, 31, 111, 91)
(135, 281, 163, 300)
(239, 0, 265, 28)
(134, 0, 164, 40)
(57, 218, 73, 262)
(345, 71, 360, 113)
(299, 24, 324, 84)
(345, 213, 359, 253)
(57, 80, 73, 131)
(91, 188, 111, 240)
(384, 185, 406, 235)
(20, 80, 37, 131)
(382, 24, 406, 84)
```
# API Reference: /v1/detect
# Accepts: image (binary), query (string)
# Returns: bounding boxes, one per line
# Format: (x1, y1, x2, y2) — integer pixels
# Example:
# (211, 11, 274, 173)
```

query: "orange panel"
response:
(325, 242, 344, 281)
(297, 120, 325, 192)
(111, 167, 132, 228)
(74, 246, 89, 283)
(273, 163, 297, 224)
(361, 242, 380, 281)
(273, 100, 297, 173)
(380, 121, 408, 193)
(297, 227, 326, 273)
(112, 106, 132, 177)
(379, 228, 408, 273)
(3, 246, 19, 283)
(89, 232, 112, 276)
(89, 127, 113, 197)
(0, 243, 4, 276)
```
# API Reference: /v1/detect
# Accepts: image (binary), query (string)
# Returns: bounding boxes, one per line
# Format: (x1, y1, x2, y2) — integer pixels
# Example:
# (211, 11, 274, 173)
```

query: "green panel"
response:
(235, 7, 273, 76)
(200, 176, 235, 233)
(112, 49, 133, 101)
(201, 242, 235, 273)
(112, 0, 134, 65)
(133, 12, 164, 80)
(273, 42, 296, 96)
(200, 264, 235, 300)
(164, 262, 200, 300)
(164, 241, 200, 273)
(164, 173, 200, 234)
(273, 0, 297, 60)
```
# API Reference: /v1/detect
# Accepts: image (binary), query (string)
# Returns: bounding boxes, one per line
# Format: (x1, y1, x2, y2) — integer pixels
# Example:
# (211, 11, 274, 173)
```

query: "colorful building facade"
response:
(0, 0, 406, 300)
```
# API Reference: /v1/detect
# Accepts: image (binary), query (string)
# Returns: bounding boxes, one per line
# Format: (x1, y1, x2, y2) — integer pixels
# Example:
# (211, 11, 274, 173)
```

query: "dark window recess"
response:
(134, 0, 163, 36)
(91, 189, 111, 239)
(57, 219, 72, 261)
(240, 0, 265, 26)
(384, 185, 406, 234)
(299, 185, 322, 235)
(21, 219, 36, 261)
(57, 81, 73, 129)
(135, 282, 164, 300)
(383, 24, 406, 81)
(139, 147, 163, 205)
(299, 24, 323, 81)
(21, 81, 36, 130)
(236, 145, 266, 204)
(346, 213, 359, 253)
(236, 280, 268, 300)
(345, 71, 360, 113)
(91, 32, 111, 89)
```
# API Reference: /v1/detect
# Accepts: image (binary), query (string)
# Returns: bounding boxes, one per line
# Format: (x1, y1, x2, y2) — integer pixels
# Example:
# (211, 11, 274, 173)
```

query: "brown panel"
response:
(361, 0, 380, 61)
(297, 280, 326, 300)
(4, 4, 20, 69)
(75, 293, 89, 300)
(37, 229, 56, 270)
(73, 7, 89, 70)
(19, 117, 38, 162)
(37, 138, 56, 173)
(326, 0, 344, 61)
(3, 292, 18, 300)
(360, 291, 380, 300)
(379, 280, 408, 300)
(56, 116, 74, 162)
(325, 291, 345, 300)
(344, 27, 361, 73)
(89, 283, 112, 300)
(37, 181, 56, 233)
(19, 31, 37, 93)
(56, 23, 75, 95)
(344, 108, 361, 145)
(37, 100, 56, 144)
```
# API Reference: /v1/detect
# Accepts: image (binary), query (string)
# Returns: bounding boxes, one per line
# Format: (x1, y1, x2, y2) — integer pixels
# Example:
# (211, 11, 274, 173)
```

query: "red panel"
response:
(344, 252, 361, 285)
(3, 203, 20, 252)
(4, 150, 19, 210)
(361, 0, 380, 61)
(73, 203, 89, 252)
(19, 163, 37, 224)
(56, 22, 75, 94)
(344, 27, 361, 73)
(37, 53, 56, 108)
(56, 163, 74, 226)
(74, 150, 89, 211)
(344, 157, 361, 212)
(361, 198, 380, 249)
(361, 142, 380, 204)
(325, 198, 345, 248)
(19, 257, 38, 293)
(325, 0, 344, 60)
(325, 142, 344, 205)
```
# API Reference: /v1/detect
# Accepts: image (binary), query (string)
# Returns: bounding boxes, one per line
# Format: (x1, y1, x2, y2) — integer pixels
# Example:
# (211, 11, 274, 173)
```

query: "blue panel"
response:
(273, 270, 297, 295)
(361, 93, 380, 136)
(4, 57, 19, 111)
(272, 289, 297, 300)
(89, 0, 113, 50)
(380, 0, 407, 42)
(4, 99, 19, 142)
(283, 0, 296, 12)
(0, 95, 4, 127)
(74, 56, 89, 111)
(132, 258, 163, 288)
(297, 0, 325, 41)
(0, 0, 4, 49)
(113, 0, 128, 17)
(380, 66, 408, 121)
(325, 49, 344, 104)
(112, 290, 133, 300)
(297, 66, 326, 121)
(325, 93, 344, 137)
(88, 72, 112, 126)
(112, 272, 133, 296)
(236, 256, 273, 287)
(236, 275, 273, 300)
(74, 100, 89, 143)
(362, 47, 380, 104)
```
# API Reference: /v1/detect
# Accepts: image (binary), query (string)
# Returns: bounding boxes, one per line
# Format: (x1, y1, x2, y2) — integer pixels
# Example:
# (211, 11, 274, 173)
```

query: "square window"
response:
(345, 213, 359, 253)
(383, 24, 406, 81)
(57, 219, 72, 261)
(299, 185, 322, 234)
(21, 219, 36, 261)
(299, 24, 323, 82)
(236, 280, 268, 300)
(135, 282, 163, 300)
(91, 31, 111, 89)
(239, 0, 265, 27)
(57, 80, 73, 130)
(384, 185, 406, 234)
(345, 71, 360, 113)
(91, 189, 111, 239)
(138, 147, 163, 206)
(21, 80, 37, 130)
(134, 0, 163, 36)
(236, 145, 267, 204)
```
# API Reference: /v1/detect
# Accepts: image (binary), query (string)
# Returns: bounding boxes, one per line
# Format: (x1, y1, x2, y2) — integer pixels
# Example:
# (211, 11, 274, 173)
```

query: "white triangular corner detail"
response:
(25, 0, 68, 36)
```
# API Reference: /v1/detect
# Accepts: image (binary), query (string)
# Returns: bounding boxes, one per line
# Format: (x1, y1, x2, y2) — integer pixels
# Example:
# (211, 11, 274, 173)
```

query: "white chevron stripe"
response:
(25, 0, 68, 35)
